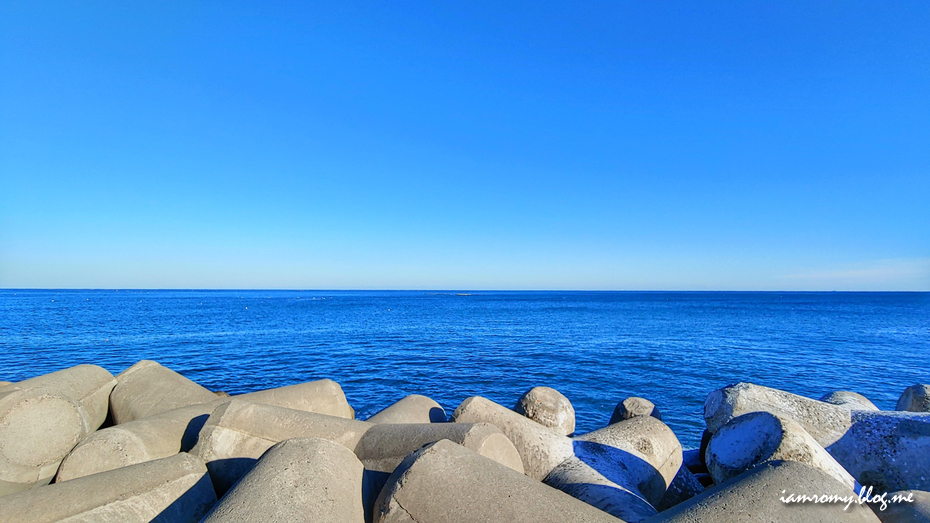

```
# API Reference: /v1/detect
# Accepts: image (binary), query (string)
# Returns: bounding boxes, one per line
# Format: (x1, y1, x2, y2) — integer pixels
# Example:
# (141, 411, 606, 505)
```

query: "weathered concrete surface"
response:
(202, 438, 365, 523)
(110, 360, 218, 424)
(514, 386, 576, 435)
(611, 397, 663, 424)
(375, 439, 625, 523)
(896, 384, 930, 413)
(829, 411, 930, 492)
(647, 460, 881, 523)
(192, 400, 370, 494)
(0, 381, 13, 389)
(236, 378, 354, 419)
(577, 415, 683, 490)
(704, 382, 852, 447)
(705, 411, 855, 489)
(0, 452, 216, 523)
(870, 489, 930, 523)
(543, 415, 684, 521)
(57, 401, 221, 482)
(821, 391, 879, 411)
(452, 396, 574, 480)
(194, 400, 524, 495)
(0, 364, 116, 495)
(58, 378, 356, 481)
(366, 394, 446, 424)
(657, 466, 705, 512)
(355, 421, 523, 474)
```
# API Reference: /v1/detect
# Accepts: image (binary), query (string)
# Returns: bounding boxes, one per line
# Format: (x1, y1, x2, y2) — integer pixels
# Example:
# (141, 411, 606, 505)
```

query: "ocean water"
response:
(1, 289, 927, 447)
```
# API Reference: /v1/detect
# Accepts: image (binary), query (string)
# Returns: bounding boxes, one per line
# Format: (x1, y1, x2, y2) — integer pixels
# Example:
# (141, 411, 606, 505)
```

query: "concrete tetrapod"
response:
(704, 382, 853, 447)
(514, 386, 576, 435)
(657, 466, 705, 511)
(57, 378, 356, 481)
(0, 452, 216, 523)
(201, 437, 365, 523)
(192, 400, 524, 495)
(828, 410, 930, 492)
(646, 460, 881, 523)
(110, 360, 219, 424)
(0, 381, 13, 389)
(610, 397, 663, 424)
(870, 490, 930, 523)
(366, 394, 446, 423)
(452, 396, 574, 480)
(820, 391, 879, 411)
(545, 415, 684, 522)
(896, 384, 930, 412)
(0, 364, 116, 495)
(375, 439, 625, 523)
(704, 411, 855, 489)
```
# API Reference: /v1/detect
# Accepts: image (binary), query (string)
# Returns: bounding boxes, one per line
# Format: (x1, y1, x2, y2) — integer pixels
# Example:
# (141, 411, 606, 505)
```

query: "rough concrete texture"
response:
(545, 450, 659, 522)
(542, 415, 684, 521)
(705, 411, 855, 489)
(375, 439, 625, 523)
(0, 364, 116, 496)
(194, 400, 524, 495)
(110, 360, 218, 424)
(0, 381, 13, 389)
(58, 378, 356, 481)
(0, 452, 216, 523)
(57, 401, 221, 482)
(896, 384, 930, 413)
(657, 466, 705, 512)
(828, 410, 930, 492)
(193, 400, 371, 494)
(202, 438, 365, 523)
(452, 396, 574, 480)
(366, 394, 446, 424)
(234, 378, 355, 419)
(870, 490, 930, 523)
(514, 386, 576, 435)
(647, 460, 881, 523)
(355, 421, 524, 474)
(820, 391, 880, 411)
(611, 397, 663, 424)
(704, 382, 852, 447)
(577, 415, 684, 490)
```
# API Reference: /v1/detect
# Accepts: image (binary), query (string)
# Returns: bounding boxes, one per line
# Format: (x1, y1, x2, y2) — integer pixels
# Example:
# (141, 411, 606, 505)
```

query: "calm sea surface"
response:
(1, 290, 927, 447)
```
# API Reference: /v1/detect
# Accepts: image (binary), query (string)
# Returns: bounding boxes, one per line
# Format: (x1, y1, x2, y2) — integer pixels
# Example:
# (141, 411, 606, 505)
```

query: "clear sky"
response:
(1, 2, 928, 290)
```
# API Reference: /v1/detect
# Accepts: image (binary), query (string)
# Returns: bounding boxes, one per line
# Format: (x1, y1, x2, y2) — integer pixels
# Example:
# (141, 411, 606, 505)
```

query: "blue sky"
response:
(1, 2, 928, 290)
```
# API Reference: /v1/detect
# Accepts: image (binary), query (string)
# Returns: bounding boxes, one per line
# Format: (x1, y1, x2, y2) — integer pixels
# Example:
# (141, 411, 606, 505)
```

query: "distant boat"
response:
(455, 293, 472, 296)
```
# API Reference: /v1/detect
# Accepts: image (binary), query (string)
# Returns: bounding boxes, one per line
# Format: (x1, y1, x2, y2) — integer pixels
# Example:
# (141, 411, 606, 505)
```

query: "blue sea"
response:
(1, 290, 927, 447)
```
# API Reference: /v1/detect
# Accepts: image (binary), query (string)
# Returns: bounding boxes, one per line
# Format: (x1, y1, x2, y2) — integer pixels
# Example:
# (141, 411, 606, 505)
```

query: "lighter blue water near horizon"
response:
(1, 290, 928, 448)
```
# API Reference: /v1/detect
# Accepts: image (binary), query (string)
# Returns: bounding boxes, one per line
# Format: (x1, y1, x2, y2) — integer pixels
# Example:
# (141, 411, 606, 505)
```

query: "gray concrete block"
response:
(704, 382, 852, 447)
(657, 466, 705, 512)
(820, 391, 879, 411)
(0, 364, 116, 496)
(544, 415, 684, 522)
(110, 360, 218, 424)
(611, 397, 663, 424)
(193, 400, 523, 495)
(452, 396, 574, 480)
(896, 384, 930, 413)
(375, 439, 625, 523)
(366, 394, 446, 424)
(514, 386, 576, 435)
(57, 377, 356, 481)
(870, 490, 930, 523)
(647, 460, 881, 523)
(0, 452, 216, 523)
(202, 437, 365, 523)
(705, 411, 855, 489)
(829, 411, 930, 492)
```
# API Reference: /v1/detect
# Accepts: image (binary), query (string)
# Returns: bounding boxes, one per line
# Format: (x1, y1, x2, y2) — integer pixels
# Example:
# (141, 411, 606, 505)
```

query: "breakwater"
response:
(0, 361, 927, 522)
